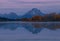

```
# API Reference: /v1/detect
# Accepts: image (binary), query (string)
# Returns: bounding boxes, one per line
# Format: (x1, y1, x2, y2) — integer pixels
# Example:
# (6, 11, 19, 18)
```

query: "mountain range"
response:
(0, 8, 60, 21)
(0, 8, 44, 19)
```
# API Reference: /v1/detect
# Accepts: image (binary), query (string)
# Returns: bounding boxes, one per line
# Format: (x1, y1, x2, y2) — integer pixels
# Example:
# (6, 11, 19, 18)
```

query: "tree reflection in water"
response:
(0, 22, 60, 34)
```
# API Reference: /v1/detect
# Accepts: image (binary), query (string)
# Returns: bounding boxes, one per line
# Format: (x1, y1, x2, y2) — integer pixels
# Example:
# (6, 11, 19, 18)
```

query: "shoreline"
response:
(0, 21, 60, 23)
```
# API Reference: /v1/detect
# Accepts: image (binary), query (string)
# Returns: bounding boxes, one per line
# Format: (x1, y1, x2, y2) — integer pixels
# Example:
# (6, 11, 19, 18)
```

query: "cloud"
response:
(12, 0, 60, 2)
(8, 0, 60, 4)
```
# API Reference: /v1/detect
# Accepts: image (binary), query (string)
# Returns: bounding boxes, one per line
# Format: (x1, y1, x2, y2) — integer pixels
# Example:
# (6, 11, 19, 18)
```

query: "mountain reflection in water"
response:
(0, 22, 60, 34)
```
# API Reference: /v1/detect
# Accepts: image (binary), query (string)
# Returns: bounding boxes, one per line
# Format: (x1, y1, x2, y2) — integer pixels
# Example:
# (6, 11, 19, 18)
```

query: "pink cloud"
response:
(20, 0, 60, 2)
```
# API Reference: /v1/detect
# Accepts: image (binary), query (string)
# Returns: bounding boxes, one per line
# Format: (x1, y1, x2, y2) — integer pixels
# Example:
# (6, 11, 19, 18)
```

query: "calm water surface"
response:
(0, 22, 60, 41)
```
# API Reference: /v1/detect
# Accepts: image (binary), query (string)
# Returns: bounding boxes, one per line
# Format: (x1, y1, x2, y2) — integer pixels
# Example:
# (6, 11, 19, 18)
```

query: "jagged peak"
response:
(31, 8, 40, 11)
(32, 8, 39, 10)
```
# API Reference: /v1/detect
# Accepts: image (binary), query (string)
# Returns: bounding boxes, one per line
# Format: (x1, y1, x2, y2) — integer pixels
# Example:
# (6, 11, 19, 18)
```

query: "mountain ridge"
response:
(22, 8, 45, 18)
(0, 8, 45, 19)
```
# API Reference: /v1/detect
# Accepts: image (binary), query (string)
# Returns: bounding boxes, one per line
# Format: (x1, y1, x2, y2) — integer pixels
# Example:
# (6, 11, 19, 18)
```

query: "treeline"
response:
(20, 13, 60, 22)
(0, 12, 60, 22)
(0, 17, 22, 21)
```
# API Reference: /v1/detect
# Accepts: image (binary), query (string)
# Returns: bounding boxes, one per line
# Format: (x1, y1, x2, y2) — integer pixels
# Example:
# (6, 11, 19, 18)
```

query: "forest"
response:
(20, 12, 60, 22)
(0, 12, 60, 22)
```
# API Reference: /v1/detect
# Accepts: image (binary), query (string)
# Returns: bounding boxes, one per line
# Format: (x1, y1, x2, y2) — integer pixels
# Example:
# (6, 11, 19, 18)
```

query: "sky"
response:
(0, 0, 60, 8)
(0, 0, 60, 14)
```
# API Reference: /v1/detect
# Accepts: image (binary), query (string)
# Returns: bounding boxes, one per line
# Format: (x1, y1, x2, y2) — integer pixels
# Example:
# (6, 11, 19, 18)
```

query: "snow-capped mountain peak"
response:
(22, 8, 44, 18)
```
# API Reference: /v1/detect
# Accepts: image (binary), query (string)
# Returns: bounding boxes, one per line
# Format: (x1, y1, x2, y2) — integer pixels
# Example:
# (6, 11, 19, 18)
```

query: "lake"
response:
(0, 22, 60, 41)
